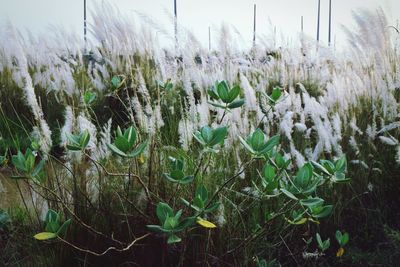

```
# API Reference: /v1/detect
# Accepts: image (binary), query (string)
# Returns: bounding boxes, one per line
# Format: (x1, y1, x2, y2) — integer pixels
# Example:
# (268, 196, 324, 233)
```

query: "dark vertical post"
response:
(208, 26, 211, 51)
(174, 0, 177, 50)
(253, 4, 256, 46)
(84, 0, 87, 52)
(317, 0, 321, 42)
(328, 0, 332, 46)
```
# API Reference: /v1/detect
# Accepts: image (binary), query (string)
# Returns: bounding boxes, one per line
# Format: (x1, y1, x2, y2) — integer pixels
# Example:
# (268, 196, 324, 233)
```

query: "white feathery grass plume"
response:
(378, 135, 398, 146)
(240, 73, 257, 111)
(290, 142, 305, 167)
(349, 136, 360, 155)
(95, 118, 112, 160)
(279, 111, 293, 141)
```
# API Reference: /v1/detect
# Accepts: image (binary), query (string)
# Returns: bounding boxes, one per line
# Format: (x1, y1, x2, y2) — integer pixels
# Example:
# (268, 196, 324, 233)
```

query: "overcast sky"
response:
(0, 0, 399, 49)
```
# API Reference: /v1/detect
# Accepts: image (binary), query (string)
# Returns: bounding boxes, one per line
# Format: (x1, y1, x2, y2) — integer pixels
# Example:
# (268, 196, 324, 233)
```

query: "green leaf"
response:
(207, 101, 226, 109)
(239, 136, 256, 154)
(196, 185, 208, 202)
(270, 87, 282, 102)
(259, 135, 280, 154)
(201, 126, 213, 144)
(170, 169, 185, 180)
(167, 234, 181, 244)
(179, 176, 194, 184)
(228, 85, 241, 102)
(263, 164, 276, 182)
(12, 151, 27, 172)
(204, 202, 220, 213)
(146, 225, 170, 234)
(280, 188, 298, 200)
(128, 140, 148, 158)
(56, 219, 71, 236)
(287, 217, 308, 225)
(300, 197, 324, 208)
(32, 159, 45, 178)
(295, 163, 313, 189)
(311, 160, 332, 175)
(45, 221, 60, 233)
(217, 81, 230, 103)
(320, 160, 335, 174)
(45, 209, 59, 224)
(227, 99, 245, 109)
(275, 153, 286, 169)
(163, 217, 179, 230)
(84, 91, 96, 105)
(107, 143, 128, 157)
(124, 126, 137, 147)
(111, 76, 121, 88)
(193, 132, 206, 146)
(312, 205, 333, 218)
(341, 233, 349, 246)
(207, 87, 220, 100)
(251, 129, 265, 151)
(208, 127, 227, 147)
(156, 202, 173, 223)
(114, 136, 130, 153)
(34, 232, 57, 241)
(335, 155, 347, 173)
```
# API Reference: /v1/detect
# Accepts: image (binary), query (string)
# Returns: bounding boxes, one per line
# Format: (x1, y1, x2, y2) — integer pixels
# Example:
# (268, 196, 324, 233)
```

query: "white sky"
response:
(0, 0, 399, 49)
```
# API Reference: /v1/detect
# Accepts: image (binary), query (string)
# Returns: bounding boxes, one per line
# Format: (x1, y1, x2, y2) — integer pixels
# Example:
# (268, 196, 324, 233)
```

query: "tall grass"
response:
(1, 3, 400, 266)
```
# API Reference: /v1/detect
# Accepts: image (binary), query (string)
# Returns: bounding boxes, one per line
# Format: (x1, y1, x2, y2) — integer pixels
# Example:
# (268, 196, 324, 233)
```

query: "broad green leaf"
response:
(179, 176, 194, 184)
(170, 170, 185, 180)
(227, 99, 245, 109)
(207, 87, 220, 100)
(287, 217, 308, 225)
(45, 221, 60, 233)
(204, 202, 220, 213)
(280, 188, 298, 200)
(312, 205, 333, 218)
(163, 216, 179, 230)
(201, 126, 213, 144)
(196, 185, 208, 201)
(311, 160, 331, 175)
(114, 136, 130, 153)
(228, 85, 241, 102)
(84, 91, 96, 105)
(12, 151, 27, 172)
(300, 197, 324, 208)
(56, 219, 71, 236)
(156, 202, 174, 223)
(270, 87, 282, 102)
(167, 234, 181, 244)
(128, 140, 148, 158)
(45, 209, 59, 224)
(111, 76, 121, 88)
(217, 81, 230, 103)
(34, 232, 57, 241)
(335, 155, 347, 173)
(263, 164, 276, 182)
(107, 143, 128, 157)
(208, 127, 227, 147)
(295, 163, 313, 188)
(146, 225, 170, 234)
(238, 136, 256, 154)
(207, 101, 226, 109)
(193, 132, 206, 146)
(32, 159, 45, 178)
(124, 126, 137, 147)
(251, 129, 265, 151)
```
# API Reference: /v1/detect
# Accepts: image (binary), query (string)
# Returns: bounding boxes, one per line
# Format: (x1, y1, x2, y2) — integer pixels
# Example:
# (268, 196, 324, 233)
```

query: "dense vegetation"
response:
(1, 4, 400, 266)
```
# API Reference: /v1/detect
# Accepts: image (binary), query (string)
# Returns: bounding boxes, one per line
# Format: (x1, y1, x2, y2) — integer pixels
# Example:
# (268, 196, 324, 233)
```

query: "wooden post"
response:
(317, 0, 321, 42)
(253, 4, 256, 46)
